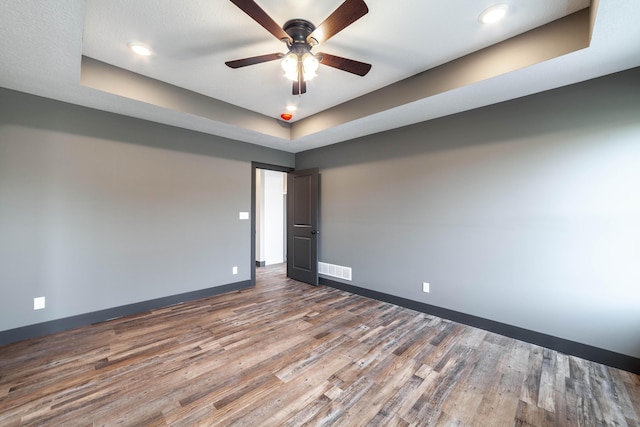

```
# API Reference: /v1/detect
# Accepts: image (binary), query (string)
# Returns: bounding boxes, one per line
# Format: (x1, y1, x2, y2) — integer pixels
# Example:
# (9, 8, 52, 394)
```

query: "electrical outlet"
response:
(34, 296, 45, 310)
(232, 266, 238, 275)
(422, 282, 430, 293)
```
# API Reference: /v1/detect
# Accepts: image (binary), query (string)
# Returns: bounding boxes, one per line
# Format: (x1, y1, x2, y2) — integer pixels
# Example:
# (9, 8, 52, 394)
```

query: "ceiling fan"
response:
(225, 0, 372, 96)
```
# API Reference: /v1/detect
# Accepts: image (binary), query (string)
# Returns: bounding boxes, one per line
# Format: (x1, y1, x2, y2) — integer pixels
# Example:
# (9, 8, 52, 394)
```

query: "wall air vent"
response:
(318, 262, 352, 281)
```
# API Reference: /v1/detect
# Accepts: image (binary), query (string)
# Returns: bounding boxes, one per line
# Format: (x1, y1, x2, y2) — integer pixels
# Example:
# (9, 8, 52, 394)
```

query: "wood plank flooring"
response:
(1, 264, 639, 426)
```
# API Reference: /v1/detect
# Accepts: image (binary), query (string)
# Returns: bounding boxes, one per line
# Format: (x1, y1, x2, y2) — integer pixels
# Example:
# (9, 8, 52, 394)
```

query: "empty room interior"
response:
(1, 0, 639, 425)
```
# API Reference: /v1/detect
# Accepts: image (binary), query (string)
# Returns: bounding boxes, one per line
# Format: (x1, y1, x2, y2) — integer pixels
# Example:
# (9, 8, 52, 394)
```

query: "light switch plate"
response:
(239, 212, 249, 220)
(34, 296, 45, 310)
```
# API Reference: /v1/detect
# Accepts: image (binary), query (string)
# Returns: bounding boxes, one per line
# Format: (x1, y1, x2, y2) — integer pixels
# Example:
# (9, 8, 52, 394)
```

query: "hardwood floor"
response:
(1, 264, 639, 426)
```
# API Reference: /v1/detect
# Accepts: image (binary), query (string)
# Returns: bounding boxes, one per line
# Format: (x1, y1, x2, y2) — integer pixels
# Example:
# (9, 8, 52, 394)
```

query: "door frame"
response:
(250, 162, 294, 286)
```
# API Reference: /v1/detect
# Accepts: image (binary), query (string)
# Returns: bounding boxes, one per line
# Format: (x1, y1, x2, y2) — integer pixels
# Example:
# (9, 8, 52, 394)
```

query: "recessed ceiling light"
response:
(479, 4, 508, 24)
(128, 42, 153, 56)
(286, 105, 297, 112)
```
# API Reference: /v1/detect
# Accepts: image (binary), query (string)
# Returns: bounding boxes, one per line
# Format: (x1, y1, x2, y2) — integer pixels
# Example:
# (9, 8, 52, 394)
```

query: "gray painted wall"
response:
(0, 89, 293, 332)
(296, 68, 640, 358)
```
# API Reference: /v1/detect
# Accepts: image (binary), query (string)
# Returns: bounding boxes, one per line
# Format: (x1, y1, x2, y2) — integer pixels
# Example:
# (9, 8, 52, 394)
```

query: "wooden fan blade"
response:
(307, 0, 368, 45)
(317, 52, 371, 76)
(229, 0, 292, 43)
(225, 53, 283, 68)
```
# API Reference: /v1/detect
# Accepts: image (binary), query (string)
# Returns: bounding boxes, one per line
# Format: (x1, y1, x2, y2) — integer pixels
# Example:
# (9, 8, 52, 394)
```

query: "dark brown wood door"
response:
(287, 168, 319, 285)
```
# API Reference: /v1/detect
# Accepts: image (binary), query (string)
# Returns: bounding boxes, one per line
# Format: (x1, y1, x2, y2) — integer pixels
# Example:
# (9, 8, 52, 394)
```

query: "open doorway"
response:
(255, 169, 287, 268)
(251, 162, 293, 286)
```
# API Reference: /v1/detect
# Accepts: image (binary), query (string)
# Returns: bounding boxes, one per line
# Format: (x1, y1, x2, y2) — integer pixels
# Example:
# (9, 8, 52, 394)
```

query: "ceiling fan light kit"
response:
(280, 49, 319, 82)
(226, 0, 372, 96)
(280, 20, 320, 82)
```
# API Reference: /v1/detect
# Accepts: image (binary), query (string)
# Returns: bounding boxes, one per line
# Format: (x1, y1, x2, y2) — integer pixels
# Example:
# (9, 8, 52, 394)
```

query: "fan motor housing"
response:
(283, 19, 316, 45)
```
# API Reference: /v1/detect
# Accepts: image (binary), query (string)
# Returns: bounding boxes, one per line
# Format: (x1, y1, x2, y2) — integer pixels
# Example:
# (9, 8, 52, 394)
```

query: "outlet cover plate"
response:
(422, 282, 430, 293)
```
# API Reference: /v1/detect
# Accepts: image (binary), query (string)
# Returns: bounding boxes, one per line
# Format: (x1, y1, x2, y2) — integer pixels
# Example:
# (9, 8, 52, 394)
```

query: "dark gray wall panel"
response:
(296, 68, 640, 359)
(0, 89, 293, 333)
